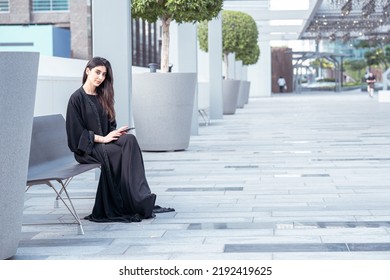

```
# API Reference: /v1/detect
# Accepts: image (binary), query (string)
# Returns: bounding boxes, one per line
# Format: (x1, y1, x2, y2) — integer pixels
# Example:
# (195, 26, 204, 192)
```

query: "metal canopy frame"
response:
(290, 51, 352, 92)
(300, 0, 390, 42)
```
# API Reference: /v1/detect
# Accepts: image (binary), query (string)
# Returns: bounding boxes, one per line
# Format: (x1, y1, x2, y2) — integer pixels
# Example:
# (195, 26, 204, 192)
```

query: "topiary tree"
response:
(234, 14, 259, 68)
(236, 41, 260, 67)
(131, 0, 223, 73)
(198, 10, 259, 79)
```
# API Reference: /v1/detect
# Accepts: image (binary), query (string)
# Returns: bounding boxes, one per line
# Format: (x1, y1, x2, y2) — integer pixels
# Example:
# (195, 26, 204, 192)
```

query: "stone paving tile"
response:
(273, 252, 390, 260)
(15, 91, 390, 260)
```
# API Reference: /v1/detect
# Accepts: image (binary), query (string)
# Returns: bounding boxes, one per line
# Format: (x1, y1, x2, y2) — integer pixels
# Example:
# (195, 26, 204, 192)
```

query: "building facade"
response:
(0, 0, 159, 66)
(0, 0, 90, 59)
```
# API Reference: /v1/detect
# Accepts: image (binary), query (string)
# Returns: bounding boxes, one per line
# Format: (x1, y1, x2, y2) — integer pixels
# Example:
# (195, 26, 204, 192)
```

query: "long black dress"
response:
(66, 87, 156, 222)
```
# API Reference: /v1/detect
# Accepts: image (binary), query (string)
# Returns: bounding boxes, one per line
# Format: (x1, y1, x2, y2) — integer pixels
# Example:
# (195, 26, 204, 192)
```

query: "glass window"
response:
(0, 0, 9, 12)
(33, 0, 69, 12)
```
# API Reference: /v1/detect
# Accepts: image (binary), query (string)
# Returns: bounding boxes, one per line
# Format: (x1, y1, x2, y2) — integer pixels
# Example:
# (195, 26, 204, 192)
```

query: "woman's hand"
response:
(96, 126, 130, 144)
(117, 126, 130, 135)
(103, 129, 125, 143)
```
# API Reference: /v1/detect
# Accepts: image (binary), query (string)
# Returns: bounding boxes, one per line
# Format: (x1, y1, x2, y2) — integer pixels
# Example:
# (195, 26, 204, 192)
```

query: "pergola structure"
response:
(300, 0, 390, 43)
(224, 1, 390, 43)
(290, 51, 352, 92)
(225, 1, 390, 92)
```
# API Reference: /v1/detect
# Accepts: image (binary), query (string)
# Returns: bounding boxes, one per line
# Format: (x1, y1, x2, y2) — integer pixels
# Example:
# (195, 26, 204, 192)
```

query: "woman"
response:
(66, 57, 173, 223)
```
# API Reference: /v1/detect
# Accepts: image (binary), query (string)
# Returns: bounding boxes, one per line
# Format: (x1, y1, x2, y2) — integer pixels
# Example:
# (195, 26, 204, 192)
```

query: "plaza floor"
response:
(14, 90, 390, 260)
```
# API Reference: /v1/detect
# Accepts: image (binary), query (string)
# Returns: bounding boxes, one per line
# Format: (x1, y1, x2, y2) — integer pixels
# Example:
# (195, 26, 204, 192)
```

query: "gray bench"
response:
(26, 114, 100, 235)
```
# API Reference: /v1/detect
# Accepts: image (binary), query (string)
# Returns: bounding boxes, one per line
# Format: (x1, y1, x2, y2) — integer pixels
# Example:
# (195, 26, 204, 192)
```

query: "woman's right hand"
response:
(103, 130, 123, 143)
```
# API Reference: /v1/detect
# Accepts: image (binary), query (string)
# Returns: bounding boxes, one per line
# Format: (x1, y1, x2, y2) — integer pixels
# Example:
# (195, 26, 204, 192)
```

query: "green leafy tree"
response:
(354, 40, 390, 70)
(364, 45, 390, 69)
(310, 58, 334, 69)
(131, 0, 223, 73)
(198, 10, 259, 79)
(343, 59, 367, 82)
(364, 49, 382, 68)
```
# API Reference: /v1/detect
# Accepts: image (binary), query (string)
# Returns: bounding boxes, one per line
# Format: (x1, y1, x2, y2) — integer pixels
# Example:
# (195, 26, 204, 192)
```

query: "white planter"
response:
(132, 72, 197, 151)
(243, 81, 251, 104)
(0, 52, 39, 259)
(378, 90, 390, 103)
(222, 79, 241, 115)
(237, 80, 251, 108)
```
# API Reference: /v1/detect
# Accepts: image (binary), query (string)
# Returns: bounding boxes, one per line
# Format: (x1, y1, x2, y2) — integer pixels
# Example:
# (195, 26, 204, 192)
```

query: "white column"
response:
(235, 60, 243, 80)
(242, 65, 248, 80)
(249, 40, 271, 97)
(198, 44, 210, 79)
(170, 22, 198, 73)
(169, 22, 199, 135)
(91, 0, 133, 127)
(209, 15, 223, 119)
(227, 53, 236, 79)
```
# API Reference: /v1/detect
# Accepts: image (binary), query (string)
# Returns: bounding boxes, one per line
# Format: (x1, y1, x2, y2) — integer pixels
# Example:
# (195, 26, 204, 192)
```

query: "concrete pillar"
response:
(169, 22, 199, 135)
(227, 53, 236, 79)
(0, 52, 39, 259)
(209, 15, 223, 119)
(235, 60, 243, 80)
(70, 0, 90, 59)
(249, 40, 271, 97)
(91, 0, 133, 128)
(242, 65, 248, 80)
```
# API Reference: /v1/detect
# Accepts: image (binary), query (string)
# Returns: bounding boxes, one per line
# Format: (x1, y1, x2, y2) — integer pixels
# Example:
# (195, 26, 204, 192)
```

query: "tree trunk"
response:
(161, 17, 171, 73)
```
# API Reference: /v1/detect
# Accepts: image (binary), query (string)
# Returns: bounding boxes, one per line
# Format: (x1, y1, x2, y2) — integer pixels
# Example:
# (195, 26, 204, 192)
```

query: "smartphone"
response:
(122, 127, 135, 133)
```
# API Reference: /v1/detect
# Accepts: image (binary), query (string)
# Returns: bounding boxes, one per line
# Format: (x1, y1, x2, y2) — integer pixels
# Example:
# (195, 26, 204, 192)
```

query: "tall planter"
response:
(132, 72, 197, 151)
(222, 79, 241, 115)
(236, 80, 247, 109)
(0, 52, 39, 259)
(242, 80, 251, 105)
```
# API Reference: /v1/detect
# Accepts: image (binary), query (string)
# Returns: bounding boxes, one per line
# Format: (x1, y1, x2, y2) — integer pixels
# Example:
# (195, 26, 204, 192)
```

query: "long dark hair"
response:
(83, 57, 115, 120)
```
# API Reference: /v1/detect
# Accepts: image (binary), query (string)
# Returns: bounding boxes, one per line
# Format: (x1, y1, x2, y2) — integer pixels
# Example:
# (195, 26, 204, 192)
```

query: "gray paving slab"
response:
(14, 90, 390, 260)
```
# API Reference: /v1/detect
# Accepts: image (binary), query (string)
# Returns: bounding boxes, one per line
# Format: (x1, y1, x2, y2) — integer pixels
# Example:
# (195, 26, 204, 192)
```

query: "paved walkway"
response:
(16, 90, 390, 260)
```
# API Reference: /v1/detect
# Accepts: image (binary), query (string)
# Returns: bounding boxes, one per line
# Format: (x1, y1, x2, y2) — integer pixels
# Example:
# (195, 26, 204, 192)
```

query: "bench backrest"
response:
(29, 114, 73, 168)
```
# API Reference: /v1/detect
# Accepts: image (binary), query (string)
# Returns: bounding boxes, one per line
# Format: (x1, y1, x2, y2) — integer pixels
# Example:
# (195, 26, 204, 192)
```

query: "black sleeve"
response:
(109, 118, 117, 132)
(66, 93, 95, 155)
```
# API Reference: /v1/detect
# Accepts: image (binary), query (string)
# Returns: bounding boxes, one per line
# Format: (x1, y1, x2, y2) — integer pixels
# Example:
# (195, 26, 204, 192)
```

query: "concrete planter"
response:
(237, 80, 250, 108)
(0, 52, 39, 259)
(243, 80, 251, 104)
(132, 72, 197, 151)
(222, 79, 240, 115)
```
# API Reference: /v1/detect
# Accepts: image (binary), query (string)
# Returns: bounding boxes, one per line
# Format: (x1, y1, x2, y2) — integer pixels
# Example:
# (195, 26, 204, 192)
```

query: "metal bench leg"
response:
(55, 178, 72, 208)
(198, 109, 210, 126)
(48, 180, 85, 235)
(78, 224, 85, 235)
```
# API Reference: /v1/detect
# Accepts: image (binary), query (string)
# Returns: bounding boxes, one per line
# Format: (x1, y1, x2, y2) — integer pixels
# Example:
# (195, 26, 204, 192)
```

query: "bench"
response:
(26, 114, 100, 235)
(198, 81, 210, 126)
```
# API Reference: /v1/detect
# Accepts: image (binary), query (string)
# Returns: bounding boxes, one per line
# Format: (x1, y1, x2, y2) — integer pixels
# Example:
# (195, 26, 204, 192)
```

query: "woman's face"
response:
(86, 65, 107, 88)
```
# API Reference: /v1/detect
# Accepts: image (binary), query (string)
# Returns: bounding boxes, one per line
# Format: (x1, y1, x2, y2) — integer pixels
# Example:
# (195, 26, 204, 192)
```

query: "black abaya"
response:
(66, 87, 156, 222)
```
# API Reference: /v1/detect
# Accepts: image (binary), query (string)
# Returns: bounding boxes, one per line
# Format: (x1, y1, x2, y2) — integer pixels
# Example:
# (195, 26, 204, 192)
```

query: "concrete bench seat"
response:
(26, 114, 100, 235)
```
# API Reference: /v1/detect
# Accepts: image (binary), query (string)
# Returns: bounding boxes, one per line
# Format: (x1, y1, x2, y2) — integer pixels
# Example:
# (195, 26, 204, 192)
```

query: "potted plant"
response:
(198, 10, 259, 114)
(131, 0, 223, 151)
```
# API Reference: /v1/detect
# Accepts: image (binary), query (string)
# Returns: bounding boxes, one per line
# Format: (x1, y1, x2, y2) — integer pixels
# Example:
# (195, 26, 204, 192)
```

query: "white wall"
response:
(35, 55, 87, 117)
